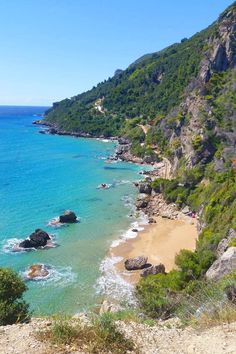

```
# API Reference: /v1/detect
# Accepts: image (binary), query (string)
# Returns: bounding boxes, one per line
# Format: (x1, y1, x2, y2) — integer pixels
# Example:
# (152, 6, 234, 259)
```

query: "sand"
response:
(111, 215, 198, 283)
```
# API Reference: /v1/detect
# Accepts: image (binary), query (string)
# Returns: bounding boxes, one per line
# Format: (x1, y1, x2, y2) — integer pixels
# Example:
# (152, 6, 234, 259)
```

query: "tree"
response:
(0, 268, 30, 325)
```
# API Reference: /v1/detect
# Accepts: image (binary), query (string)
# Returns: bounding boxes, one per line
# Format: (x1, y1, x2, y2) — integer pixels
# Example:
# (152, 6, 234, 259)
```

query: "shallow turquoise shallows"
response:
(0, 106, 146, 315)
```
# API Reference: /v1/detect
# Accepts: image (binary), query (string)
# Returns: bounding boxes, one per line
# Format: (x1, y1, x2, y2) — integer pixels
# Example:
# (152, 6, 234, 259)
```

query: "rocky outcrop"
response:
(59, 210, 77, 223)
(19, 229, 50, 249)
(205, 247, 236, 281)
(124, 256, 148, 270)
(26, 264, 49, 279)
(138, 183, 152, 195)
(140, 264, 166, 277)
(217, 228, 236, 257)
(136, 198, 149, 209)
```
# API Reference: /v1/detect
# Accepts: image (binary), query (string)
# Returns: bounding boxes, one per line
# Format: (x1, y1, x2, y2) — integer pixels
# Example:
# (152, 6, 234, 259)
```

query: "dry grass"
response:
(37, 314, 138, 354)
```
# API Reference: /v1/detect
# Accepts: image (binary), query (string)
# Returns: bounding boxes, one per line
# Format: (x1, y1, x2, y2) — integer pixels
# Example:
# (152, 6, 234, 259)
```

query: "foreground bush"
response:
(0, 268, 29, 325)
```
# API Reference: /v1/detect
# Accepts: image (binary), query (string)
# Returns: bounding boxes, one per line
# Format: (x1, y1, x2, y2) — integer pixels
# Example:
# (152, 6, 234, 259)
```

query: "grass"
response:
(38, 313, 138, 354)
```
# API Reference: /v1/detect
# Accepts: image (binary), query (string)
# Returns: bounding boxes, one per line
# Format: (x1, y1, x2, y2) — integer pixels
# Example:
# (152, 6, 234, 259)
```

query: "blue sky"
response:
(0, 0, 233, 106)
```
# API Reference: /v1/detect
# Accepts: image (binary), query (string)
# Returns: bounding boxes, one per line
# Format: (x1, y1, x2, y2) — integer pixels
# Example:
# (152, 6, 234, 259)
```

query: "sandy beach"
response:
(111, 215, 198, 284)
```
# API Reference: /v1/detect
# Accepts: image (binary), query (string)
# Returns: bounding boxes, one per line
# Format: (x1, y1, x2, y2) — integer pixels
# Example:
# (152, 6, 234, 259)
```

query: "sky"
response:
(0, 0, 233, 106)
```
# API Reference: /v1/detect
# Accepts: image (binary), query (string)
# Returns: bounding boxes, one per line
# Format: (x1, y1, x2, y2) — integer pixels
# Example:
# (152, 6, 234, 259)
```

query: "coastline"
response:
(33, 119, 198, 309)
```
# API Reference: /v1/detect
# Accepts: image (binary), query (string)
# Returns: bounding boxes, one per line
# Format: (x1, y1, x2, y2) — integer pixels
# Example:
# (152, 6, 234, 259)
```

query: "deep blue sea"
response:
(0, 106, 147, 315)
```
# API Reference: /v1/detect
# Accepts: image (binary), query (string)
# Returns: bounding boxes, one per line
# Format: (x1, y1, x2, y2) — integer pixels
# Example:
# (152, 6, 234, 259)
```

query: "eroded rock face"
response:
(27, 264, 49, 279)
(140, 264, 166, 277)
(19, 229, 50, 249)
(124, 256, 148, 271)
(59, 210, 77, 223)
(206, 247, 236, 281)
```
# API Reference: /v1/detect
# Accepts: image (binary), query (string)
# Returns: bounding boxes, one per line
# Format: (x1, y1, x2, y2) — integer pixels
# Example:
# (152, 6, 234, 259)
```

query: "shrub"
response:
(136, 270, 186, 318)
(0, 268, 29, 325)
(175, 249, 215, 279)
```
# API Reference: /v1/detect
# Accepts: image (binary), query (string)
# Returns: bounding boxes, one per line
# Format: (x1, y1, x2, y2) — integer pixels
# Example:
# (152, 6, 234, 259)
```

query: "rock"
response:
(139, 183, 152, 195)
(124, 256, 148, 271)
(19, 229, 50, 249)
(217, 229, 236, 257)
(140, 264, 166, 277)
(206, 247, 236, 281)
(27, 264, 49, 279)
(59, 210, 77, 223)
(118, 137, 130, 145)
(132, 229, 138, 232)
(148, 218, 156, 224)
(225, 285, 236, 304)
(99, 300, 122, 314)
(181, 206, 190, 214)
(136, 199, 148, 209)
(19, 239, 33, 248)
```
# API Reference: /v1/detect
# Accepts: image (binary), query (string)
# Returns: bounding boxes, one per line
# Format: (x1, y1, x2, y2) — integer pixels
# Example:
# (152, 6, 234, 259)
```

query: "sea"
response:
(0, 106, 149, 315)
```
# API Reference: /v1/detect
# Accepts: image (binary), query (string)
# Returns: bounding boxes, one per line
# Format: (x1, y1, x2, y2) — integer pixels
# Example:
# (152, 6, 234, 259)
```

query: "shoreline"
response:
(33, 119, 198, 309)
(111, 214, 198, 285)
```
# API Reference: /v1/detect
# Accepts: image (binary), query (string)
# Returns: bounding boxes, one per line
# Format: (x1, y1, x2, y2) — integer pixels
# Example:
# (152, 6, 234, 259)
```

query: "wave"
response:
(95, 256, 137, 307)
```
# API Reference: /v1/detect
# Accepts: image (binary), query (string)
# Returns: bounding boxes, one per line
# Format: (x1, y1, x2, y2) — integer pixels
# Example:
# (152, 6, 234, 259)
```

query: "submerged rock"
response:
(59, 210, 77, 223)
(124, 256, 148, 271)
(27, 264, 49, 279)
(206, 247, 236, 281)
(140, 264, 166, 277)
(19, 229, 51, 249)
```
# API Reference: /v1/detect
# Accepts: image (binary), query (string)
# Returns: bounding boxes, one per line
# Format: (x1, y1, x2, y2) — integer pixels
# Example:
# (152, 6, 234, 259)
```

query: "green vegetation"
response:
(39, 314, 136, 354)
(43, 2, 236, 325)
(45, 16, 216, 137)
(0, 268, 29, 325)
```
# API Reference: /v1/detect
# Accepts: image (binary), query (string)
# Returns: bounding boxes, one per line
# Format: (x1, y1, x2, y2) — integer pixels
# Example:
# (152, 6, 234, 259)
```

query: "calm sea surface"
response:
(0, 106, 146, 315)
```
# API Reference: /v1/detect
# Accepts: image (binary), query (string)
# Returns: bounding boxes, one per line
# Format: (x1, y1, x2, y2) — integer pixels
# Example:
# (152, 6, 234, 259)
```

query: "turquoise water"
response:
(0, 106, 146, 315)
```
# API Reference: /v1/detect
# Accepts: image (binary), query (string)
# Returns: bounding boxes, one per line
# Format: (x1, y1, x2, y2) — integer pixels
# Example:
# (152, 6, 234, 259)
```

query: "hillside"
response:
(42, 3, 236, 321)
(45, 3, 236, 166)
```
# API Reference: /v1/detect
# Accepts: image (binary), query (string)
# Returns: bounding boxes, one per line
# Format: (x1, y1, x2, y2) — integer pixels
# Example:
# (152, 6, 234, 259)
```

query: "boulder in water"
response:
(124, 256, 148, 270)
(59, 210, 77, 223)
(19, 229, 51, 249)
(27, 264, 49, 279)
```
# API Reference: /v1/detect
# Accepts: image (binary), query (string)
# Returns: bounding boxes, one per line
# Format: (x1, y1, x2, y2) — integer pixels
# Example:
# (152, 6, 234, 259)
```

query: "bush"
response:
(136, 270, 186, 318)
(0, 268, 29, 325)
(175, 249, 215, 279)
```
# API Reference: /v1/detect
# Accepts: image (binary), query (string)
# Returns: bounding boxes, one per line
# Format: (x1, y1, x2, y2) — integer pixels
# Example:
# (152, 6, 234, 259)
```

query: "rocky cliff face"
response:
(157, 6, 236, 174)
